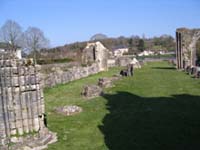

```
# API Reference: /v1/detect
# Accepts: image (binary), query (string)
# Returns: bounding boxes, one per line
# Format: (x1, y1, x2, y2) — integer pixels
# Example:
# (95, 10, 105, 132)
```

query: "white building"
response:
(0, 48, 5, 52)
(138, 50, 155, 56)
(113, 48, 129, 57)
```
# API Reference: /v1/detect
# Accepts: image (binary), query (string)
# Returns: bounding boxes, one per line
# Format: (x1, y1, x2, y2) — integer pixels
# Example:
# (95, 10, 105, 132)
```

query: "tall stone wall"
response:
(0, 58, 49, 149)
(176, 28, 200, 69)
(82, 41, 109, 71)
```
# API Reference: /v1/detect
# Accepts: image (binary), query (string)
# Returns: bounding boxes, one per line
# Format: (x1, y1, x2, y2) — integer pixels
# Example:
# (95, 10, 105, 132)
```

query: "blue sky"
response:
(0, 0, 200, 47)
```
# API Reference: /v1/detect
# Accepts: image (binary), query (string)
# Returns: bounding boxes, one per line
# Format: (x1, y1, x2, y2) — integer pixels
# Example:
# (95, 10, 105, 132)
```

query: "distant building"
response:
(0, 48, 5, 52)
(113, 48, 129, 57)
(138, 50, 154, 56)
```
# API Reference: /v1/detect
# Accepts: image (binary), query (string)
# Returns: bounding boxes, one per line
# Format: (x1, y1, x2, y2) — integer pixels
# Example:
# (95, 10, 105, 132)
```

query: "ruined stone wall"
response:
(176, 28, 200, 69)
(41, 63, 101, 88)
(82, 41, 109, 71)
(0, 58, 46, 149)
(115, 56, 132, 67)
(107, 59, 116, 67)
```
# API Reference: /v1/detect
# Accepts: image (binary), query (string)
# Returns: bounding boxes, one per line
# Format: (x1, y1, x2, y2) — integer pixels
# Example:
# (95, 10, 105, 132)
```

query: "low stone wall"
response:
(41, 56, 144, 88)
(41, 63, 101, 88)
(115, 56, 132, 66)
(107, 59, 116, 68)
(40, 62, 80, 74)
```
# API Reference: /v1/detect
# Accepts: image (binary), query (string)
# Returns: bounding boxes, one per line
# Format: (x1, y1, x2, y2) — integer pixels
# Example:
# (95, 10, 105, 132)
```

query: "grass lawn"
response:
(45, 61, 200, 150)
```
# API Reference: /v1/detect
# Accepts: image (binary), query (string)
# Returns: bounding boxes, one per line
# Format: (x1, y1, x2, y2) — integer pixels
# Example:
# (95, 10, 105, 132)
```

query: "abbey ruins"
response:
(176, 28, 200, 69)
(1, 28, 197, 149)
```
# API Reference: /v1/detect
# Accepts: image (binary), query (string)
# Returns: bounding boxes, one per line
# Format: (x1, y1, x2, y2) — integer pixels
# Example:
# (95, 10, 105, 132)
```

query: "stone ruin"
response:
(0, 52, 56, 150)
(115, 56, 141, 68)
(55, 105, 82, 116)
(82, 41, 109, 71)
(98, 78, 113, 88)
(176, 28, 200, 69)
(98, 76, 121, 88)
(82, 75, 121, 99)
(41, 63, 101, 88)
(81, 85, 103, 99)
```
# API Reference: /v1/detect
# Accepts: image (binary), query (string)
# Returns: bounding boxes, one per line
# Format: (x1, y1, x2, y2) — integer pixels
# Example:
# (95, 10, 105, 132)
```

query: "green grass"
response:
(45, 61, 200, 150)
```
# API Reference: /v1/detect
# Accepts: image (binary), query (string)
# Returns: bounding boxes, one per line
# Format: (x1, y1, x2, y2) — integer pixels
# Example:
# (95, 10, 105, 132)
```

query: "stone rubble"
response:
(98, 76, 121, 88)
(81, 85, 103, 99)
(55, 105, 82, 116)
(98, 77, 113, 88)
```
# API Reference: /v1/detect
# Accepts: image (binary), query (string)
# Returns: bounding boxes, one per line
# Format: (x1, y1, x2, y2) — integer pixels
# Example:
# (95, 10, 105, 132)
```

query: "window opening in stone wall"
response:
(93, 47, 96, 61)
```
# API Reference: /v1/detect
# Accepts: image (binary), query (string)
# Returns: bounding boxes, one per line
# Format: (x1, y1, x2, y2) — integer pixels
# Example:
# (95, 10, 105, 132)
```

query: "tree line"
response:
(0, 20, 176, 64)
(0, 20, 49, 64)
(41, 34, 175, 63)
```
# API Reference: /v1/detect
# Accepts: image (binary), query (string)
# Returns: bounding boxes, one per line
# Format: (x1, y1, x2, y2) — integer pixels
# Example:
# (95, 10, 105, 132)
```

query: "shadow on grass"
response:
(99, 92, 200, 150)
(151, 67, 176, 70)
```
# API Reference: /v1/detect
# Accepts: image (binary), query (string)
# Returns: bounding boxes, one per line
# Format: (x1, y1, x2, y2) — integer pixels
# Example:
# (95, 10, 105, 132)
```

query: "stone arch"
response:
(176, 28, 200, 69)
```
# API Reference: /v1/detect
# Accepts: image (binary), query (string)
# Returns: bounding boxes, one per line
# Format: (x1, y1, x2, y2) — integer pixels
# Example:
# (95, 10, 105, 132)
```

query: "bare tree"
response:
(23, 27, 49, 64)
(0, 20, 22, 51)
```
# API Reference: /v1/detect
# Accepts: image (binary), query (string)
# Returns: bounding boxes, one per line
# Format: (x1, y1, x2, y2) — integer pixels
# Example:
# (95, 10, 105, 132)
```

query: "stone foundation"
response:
(98, 76, 120, 88)
(55, 105, 82, 116)
(81, 85, 103, 99)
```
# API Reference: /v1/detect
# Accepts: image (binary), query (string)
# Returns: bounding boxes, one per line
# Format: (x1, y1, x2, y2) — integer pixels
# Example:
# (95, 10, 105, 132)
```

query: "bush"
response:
(37, 58, 73, 65)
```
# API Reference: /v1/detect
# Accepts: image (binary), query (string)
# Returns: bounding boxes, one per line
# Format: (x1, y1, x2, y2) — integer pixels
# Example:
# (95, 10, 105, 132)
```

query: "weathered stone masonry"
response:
(0, 56, 50, 149)
(82, 41, 109, 71)
(41, 63, 101, 88)
(176, 28, 200, 69)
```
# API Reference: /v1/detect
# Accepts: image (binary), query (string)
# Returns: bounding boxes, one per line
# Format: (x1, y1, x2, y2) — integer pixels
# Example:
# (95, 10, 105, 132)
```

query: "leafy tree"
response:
(42, 34, 175, 63)
(128, 38, 133, 46)
(153, 35, 175, 51)
(137, 39, 145, 52)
